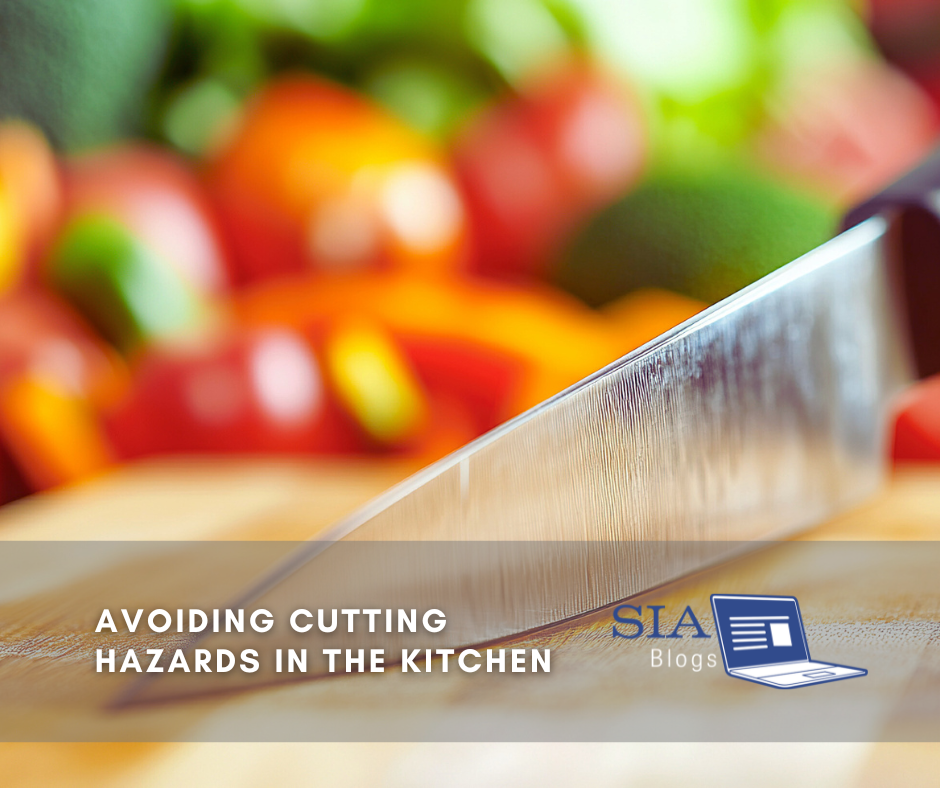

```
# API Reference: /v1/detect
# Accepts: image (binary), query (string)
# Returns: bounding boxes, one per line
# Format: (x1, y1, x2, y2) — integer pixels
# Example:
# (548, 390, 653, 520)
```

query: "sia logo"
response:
(610, 595, 868, 687)
(611, 602, 718, 672)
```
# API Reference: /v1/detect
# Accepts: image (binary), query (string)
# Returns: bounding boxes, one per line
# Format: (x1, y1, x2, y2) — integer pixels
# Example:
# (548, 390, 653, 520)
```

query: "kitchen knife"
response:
(121, 153, 939, 704)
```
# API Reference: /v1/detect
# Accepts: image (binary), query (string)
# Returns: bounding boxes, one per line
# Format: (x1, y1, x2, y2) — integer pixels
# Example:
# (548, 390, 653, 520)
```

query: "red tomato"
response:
(65, 144, 233, 294)
(207, 75, 468, 284)
(453, 60, 646, 279)
(893, 375, 940, 462)
(756, 61, 939, 205)
(105, 327, 367, 457)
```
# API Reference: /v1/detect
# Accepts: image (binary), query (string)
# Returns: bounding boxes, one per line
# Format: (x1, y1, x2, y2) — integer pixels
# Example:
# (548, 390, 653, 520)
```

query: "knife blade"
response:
(122, 152, 940, 703)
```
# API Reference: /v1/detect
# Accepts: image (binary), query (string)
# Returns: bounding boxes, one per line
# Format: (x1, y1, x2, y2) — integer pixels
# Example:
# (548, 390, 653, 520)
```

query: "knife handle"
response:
(844, 149, 940, 379)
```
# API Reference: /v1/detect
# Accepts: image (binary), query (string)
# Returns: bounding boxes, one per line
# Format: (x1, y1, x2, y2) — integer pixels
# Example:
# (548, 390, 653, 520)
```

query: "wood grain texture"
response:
(0, 461, 935, 786)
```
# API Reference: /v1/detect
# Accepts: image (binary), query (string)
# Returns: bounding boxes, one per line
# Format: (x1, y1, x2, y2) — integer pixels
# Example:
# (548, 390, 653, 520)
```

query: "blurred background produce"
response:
(1, 0, 939, 508)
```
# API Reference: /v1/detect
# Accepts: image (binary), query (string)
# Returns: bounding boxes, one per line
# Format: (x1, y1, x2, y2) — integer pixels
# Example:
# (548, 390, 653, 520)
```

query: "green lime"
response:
(553, 165, 838, 306)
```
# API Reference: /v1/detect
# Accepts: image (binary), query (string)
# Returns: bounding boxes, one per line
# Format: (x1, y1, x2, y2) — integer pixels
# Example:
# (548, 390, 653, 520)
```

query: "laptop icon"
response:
(710, 594, 867, 689)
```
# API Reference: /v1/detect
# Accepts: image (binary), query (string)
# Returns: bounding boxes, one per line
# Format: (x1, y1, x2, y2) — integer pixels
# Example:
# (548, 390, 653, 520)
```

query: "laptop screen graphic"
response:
(712, 595, 810, 669)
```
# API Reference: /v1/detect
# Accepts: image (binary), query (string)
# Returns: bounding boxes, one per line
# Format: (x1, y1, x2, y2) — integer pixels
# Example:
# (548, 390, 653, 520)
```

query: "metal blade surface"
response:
(125, 217, 912, 702)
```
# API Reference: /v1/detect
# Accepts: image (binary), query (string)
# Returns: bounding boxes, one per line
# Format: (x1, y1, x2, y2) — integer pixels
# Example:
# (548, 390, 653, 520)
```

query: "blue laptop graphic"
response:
(711, 594, 867, 689)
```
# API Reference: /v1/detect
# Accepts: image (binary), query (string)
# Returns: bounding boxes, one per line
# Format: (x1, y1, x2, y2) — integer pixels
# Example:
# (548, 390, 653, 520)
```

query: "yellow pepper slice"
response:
(324, 319, 427, 445)
(0, 175, 23, 296)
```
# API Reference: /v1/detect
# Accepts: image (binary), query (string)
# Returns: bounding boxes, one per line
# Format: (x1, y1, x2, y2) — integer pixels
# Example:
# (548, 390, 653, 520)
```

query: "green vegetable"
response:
(364, 60, 485, 139)
(48, 215, 207, 351)
(553, 164, 837, 306)
(0, 0, 169, 150)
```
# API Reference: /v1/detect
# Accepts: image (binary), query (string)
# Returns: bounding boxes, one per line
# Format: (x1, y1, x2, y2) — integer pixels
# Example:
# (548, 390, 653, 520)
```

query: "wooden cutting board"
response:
(0, 460, 936, 787)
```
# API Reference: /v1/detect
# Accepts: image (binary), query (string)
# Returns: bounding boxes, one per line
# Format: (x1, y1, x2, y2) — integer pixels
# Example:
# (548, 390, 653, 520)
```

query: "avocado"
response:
(0, 0, 169, 150)
(554, 165, 838, 306)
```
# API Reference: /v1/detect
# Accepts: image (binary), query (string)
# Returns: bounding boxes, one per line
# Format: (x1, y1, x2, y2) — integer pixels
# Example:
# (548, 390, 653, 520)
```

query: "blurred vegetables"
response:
(0, 0, 939, 506)
(0, 122, 61, 267)
(325, 320, 427, 446)
(47, 215, 211, 353)
(233, 272, 619, 409)
(0, 177, 22, 296)
(0, 278, 124, 495)
(576, 0, 762, 155)
(106, 327, 364, 457)
(454, 61, 646, 278)
(554, 163, 837, 305)
(233, 272, 637, 456)
(399, 335, 522, 439)
(577, 0, 877, 163)
(0, 0, 169, 150)
(893, 375, 940, 463)
(756, 60, 939, 204)
(365, 59, 487, 140)
(0, 290, 126, 406)
(0, 373, 113, 490)
(867, 0, 940, 105)
(64, 145, 233, 295)
(156, 0, 534, 145)
(601, 288, 706, 350)
(208, 76, 468, 283)
(0, 443, 29, 506)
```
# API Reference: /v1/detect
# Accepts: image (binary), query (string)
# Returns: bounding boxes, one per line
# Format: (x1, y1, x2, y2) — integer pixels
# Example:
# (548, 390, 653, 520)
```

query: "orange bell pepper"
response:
(234, 272, 619, 398)
(208, 76, 468, 284)
(235, 274, 709, 428)
(0, 373, 113, 491)
(601, 288, 707, 353)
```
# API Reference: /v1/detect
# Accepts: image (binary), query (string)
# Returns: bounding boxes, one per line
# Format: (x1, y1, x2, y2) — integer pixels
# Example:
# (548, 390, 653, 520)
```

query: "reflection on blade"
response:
(123, 217, 911, 703)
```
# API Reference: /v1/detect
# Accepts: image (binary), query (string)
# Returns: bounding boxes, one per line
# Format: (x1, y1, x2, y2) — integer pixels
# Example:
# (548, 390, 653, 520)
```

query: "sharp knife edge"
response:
(121, 215, 913, 701)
